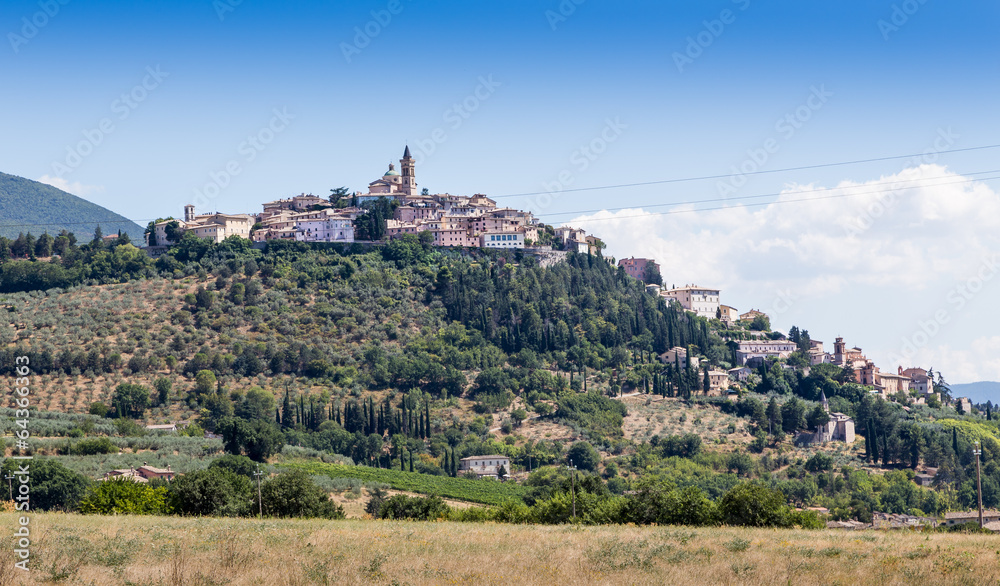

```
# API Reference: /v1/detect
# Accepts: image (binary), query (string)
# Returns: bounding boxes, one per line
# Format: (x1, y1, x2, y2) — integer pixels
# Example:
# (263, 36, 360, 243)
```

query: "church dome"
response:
(384, 164, 399, 177)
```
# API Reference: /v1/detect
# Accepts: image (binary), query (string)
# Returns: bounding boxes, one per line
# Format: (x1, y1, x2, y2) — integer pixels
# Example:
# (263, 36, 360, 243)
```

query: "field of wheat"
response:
(0, 513, 994, 585)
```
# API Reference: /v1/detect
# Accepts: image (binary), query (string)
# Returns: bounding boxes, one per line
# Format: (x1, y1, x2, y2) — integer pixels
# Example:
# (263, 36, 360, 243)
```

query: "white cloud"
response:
(896, 336, 1000, 385)
(571, 165, 1000, 295)
(569, 165, 1000, 382)
(36, 175, 104, 197)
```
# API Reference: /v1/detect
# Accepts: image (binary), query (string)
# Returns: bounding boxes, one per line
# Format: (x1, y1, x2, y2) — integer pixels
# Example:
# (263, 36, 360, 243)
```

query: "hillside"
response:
(0, 172, 142, 240)
(2, 513, 996, 584)
(2, 235, 999, 528)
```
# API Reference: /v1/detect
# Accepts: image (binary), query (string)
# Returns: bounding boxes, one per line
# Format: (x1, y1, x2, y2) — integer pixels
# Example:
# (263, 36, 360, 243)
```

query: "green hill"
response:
(0, 172, 143, 241)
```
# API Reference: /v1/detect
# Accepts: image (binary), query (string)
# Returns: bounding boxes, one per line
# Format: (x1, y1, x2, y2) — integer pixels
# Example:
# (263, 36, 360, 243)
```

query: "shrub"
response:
(718, 482, 790, 528)
(567, 441, 600, 473)
(78, 477, 169, 515)
(168, 467, 253, 517)
(0, 458, 91, 511)
(259, 470, 344, 519)
(208, 454, 258, 478)
(376, 494, 451, 521)
(114, 418, 146, 437)
(89, 402, 109, 418)
(71, 437, 117, 456)
(804, 452, 833, 473)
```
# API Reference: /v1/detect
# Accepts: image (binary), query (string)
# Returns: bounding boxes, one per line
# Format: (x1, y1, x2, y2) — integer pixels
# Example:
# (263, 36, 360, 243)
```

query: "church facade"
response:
(357, 146, 418, 204)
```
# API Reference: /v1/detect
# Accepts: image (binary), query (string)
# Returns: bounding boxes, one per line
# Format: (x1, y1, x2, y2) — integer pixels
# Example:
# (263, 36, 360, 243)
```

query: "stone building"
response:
(798, 391, 855, 445)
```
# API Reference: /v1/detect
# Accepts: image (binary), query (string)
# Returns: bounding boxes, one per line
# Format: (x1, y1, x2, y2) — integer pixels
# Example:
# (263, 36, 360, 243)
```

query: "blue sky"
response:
(3, 0, 1000, 384)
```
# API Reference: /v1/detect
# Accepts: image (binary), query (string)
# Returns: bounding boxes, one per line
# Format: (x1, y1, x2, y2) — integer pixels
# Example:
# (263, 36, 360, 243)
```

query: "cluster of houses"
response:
(827, 510, 1000, 532)
(102, 463, 175, 483)
(144, 146, 600, 254)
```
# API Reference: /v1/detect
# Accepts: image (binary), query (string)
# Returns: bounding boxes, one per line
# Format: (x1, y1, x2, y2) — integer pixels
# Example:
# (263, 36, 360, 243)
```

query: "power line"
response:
(490, 143, 1000, 199)
(559, 173, 1000, 225)
(536, 169, 1000, 219)
(3, 143, 998, 232)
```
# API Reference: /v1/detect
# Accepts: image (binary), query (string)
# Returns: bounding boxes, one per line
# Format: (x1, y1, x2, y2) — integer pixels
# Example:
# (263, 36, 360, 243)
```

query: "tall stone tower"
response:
(399, 145, 416, 195)
(833, 337, 845, 366)
(184, 204, 196, 222)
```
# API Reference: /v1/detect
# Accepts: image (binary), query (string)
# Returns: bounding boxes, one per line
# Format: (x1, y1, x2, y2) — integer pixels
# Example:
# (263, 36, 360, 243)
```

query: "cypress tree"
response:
(369, 397, 376, 434)
(952, 427, 959, 456)
(868, 419, 879, 463)
(409, 451, 414, 472)
(282, 389, 293, 429)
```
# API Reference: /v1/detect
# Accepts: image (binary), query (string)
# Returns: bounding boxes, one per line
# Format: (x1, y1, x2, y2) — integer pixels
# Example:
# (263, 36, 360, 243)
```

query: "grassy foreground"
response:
(0, 513, 995, 585)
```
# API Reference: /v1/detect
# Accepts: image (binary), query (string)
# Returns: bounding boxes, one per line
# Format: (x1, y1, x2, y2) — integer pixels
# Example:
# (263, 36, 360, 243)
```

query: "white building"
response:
(295, 212, 355, 243)
(481, 231, 524, 249)
(459, 455, 511, 478)
(735, 340, 797, 365)
(660, 285, 721, 318)
(148, 205, 253, 246)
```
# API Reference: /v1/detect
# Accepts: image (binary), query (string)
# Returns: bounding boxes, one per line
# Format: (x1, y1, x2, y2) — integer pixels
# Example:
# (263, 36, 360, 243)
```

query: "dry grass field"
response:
(0, 513, 995, 585)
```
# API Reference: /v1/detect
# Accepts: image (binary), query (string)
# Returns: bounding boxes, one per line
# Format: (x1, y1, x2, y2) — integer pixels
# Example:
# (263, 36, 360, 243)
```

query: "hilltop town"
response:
(144, 146, 598, 255)
(0, 145, 993, 553)
(138, 146, 974, 422)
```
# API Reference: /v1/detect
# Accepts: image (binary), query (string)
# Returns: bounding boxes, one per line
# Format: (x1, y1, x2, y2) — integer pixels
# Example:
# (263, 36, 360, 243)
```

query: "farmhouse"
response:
(943, 510, 1000, 526)
(102, 463, 175, 483)
(459, 455, 510, 479)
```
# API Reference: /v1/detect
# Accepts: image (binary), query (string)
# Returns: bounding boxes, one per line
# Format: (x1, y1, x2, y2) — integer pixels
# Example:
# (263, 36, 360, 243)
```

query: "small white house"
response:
(459, 455, 511, 478)
(145, 423, 177, 433)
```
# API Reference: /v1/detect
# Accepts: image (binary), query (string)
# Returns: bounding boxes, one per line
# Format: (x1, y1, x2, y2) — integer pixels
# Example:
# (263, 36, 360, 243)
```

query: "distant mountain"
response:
(950, 381, 1000, 405)
(0, 172, 143, 241)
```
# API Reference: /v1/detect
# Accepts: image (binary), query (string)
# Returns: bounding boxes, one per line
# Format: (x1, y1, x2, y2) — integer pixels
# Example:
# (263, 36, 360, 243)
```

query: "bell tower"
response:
(400, 145, 416, 195)
(833, 337, 845, 366)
